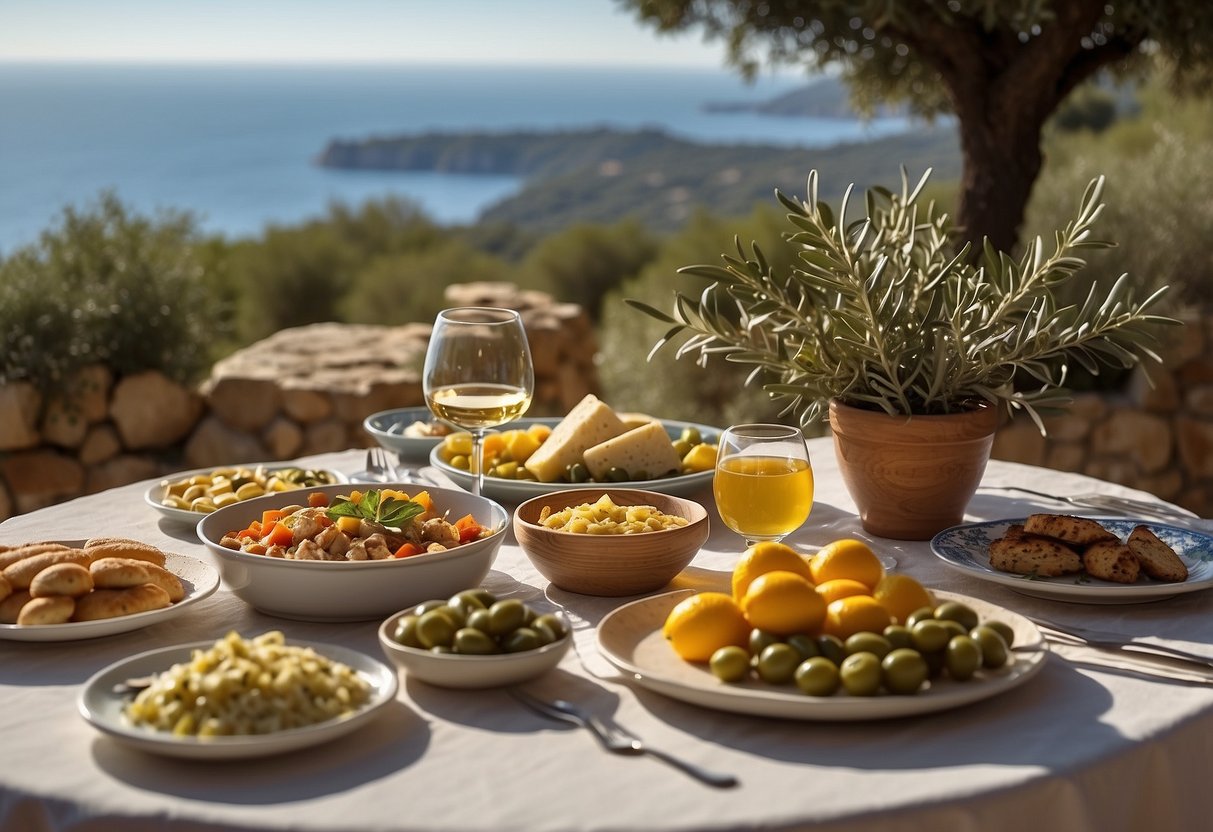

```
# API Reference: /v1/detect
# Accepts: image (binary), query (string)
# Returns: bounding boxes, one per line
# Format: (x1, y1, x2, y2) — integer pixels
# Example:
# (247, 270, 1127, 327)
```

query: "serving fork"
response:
(1027, 615, 1213, 673)
(982, 486, 1200, 524)
(508, 689, 738, 788)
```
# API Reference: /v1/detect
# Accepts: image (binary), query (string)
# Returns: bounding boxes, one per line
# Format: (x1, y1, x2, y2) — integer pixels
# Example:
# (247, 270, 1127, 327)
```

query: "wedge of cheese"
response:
(583, 421, 682, 482)
(523, 394, 628, 482)
(618, 411, 662, 431)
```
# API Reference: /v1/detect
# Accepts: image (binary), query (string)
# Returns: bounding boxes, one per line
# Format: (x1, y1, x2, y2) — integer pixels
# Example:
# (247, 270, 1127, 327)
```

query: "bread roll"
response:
(2, 549, 93, 590)
(988, 533, 1082, 577)
(83, 540, 166, 568)
(16, 595, 75, 625)
(1082, 541, 1141, 584)
(0, 542, 74, 571)
(1022, 514, 1118, 547)
(0, 573, 11, 604)
(140, 561, 185, 603)
(90, 557, 151, 589)
(1127, 525, 1188, 582)
(72, 584, 171, 621)
(0, 591, 32, 624)
(30, 562, 94, 598)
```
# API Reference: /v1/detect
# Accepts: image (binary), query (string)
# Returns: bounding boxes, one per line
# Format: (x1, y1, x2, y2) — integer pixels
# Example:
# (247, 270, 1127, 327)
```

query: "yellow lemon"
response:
(662, 592, 750, 662)
(741, 570, 826, 636)
(822, 595, 893, 640)
(872, 574, 936, 624)
(731, 541, 814, 602)
(809, 539, 885, 589)
(814, 578, 872, 606)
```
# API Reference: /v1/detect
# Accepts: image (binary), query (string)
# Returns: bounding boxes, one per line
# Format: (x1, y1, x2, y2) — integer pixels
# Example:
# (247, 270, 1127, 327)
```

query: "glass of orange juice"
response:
(713, 424, 814, 546)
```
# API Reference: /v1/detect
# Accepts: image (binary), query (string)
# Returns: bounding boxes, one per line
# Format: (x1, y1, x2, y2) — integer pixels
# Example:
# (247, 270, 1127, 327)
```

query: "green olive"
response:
(938, 619, 968, 639)
(935, 601, 980, 632)
(945, 634, 983, 680)
(840, 652, 883, 696)
(970, 625, 1010, 669)
(432, 603, 467, 629)
(905, 606, 937, 629)
(911, 619, 952, 654)
(502, 627, 542, 653)
(984, 619, 1015, 648)
(710, 646, 751, 683)
(449, 454, 470, 471)
(454, 627, 500, 655)
(447, 592, 487, 621)
(565, 463, 590, 483)
(881, 648, 929, 695)
(680, 426, 703, 446)
(845, 632, 893, 660)
(532, 613, 567, 642)
(756, 643, 801, 685)
(816, 634, 847, 666)
(795, 657, 840, 696)
(392, 615, 423, 648)
(412, 599, 447, 618)
(416, 610, 457, 649)
(785, 634, 820, 661)
(458, 587, 498, 609)
(672, 439, 693, 458)
(882, 624, 914, 651)
(488, 599, 528, 636)
(604, 467, 630, 483)
(749, 629, 779, 656)
(466, 608, 493, 634)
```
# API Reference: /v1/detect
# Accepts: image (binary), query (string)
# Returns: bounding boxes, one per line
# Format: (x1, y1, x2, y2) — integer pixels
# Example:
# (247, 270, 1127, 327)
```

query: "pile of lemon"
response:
(662, 539, 1012, 697)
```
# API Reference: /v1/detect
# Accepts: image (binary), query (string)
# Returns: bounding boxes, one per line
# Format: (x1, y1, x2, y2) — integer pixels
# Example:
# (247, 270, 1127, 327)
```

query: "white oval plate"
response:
(78, 640, 398, 760)
(144, 464, 346, 526)
(0, 548, 220, 642)
(428, 418, 719, 500)
(596, 589, 1046, 721)
(931, 518, 1213, 603)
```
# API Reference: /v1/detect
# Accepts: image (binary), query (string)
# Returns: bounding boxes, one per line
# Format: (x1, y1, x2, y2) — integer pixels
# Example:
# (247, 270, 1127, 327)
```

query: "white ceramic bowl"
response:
(364, 407, 455, 461)
(377, 609, 571, 689)
(196, 483, 508, 622)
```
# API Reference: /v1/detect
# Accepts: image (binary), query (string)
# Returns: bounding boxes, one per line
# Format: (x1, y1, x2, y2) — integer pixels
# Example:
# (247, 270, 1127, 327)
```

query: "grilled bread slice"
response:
(1082, 540, 1141, 584)
(1126, 525, 1188, 582)
(989, 529, 1083, 577)
(1022, 514, 1119, 547)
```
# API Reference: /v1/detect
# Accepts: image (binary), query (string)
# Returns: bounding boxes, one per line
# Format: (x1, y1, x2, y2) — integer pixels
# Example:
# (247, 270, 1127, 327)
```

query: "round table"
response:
(2, 441, 1211, 832)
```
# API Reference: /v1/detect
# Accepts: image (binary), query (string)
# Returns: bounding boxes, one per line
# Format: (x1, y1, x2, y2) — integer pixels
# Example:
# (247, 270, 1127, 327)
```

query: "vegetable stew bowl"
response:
(196, 483, 509, 622)
(512, 488, 710, 596)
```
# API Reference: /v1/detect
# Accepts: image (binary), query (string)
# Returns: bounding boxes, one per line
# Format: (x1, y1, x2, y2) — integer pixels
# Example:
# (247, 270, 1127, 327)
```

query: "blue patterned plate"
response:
(931, 518, 1213, 603)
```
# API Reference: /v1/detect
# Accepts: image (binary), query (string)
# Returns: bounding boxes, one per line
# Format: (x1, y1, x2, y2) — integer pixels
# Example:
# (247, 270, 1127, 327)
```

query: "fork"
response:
(365, 447, 397, 482)
(1026, 615, 1213, 672)
(509, 688, 738, 788)
(982, 486, 1199, 524)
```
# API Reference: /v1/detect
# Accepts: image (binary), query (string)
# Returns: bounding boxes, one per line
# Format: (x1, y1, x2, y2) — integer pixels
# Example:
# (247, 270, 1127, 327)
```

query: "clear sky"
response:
(0, 0, 731, 68)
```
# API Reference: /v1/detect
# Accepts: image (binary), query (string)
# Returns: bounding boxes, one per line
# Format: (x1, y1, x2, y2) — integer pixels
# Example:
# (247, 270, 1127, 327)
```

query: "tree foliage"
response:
(620, 0, 1213, 253)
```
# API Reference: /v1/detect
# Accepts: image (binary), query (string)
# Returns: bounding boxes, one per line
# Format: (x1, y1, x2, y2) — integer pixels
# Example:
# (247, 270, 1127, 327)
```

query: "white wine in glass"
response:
(423, 307, 534, 496)
(713, 424, 814, 546)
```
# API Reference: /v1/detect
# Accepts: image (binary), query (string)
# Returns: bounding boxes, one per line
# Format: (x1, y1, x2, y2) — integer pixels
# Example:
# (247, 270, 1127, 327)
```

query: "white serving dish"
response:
(428, 417, 719, 501)
(364, 406, 456, 461)
(377, 609, 571, 689)
(145, 464, 346, 526)
(195, 483, 508, 622)
(78, 640, 397, 760)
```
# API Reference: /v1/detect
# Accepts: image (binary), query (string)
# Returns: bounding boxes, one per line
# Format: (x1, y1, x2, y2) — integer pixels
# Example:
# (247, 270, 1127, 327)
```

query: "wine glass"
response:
(423, 307, 534, 496)
(713, 424, 814, 547)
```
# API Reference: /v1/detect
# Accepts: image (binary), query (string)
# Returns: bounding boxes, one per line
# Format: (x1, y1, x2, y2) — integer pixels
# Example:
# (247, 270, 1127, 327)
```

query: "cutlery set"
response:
(981, 486, 1201, 525)
(1020, 616, 1213, 685)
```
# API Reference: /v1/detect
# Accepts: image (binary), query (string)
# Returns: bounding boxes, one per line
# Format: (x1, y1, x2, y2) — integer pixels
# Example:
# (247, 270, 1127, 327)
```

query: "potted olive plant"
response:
(629, 169, 1175, 539)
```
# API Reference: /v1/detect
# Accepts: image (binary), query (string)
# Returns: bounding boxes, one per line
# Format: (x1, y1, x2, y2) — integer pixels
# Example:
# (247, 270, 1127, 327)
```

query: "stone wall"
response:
(991, 312, 1213, 517)
(0, 283, 598, 521)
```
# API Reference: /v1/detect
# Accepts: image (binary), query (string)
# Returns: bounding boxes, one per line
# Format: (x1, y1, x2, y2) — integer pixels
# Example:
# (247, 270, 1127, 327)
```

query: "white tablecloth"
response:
(2, 441, 1212, 832)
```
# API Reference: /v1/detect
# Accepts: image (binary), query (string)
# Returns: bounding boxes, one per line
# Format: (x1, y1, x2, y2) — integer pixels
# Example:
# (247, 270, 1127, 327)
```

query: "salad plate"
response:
(78, 640, 397, 760)
(0, 548, 220, 642)
(596, 589, 1046, 721)
(144, 464, 345, 526)
(931, 518, 1213, 603)
(428, 417, 718, 501)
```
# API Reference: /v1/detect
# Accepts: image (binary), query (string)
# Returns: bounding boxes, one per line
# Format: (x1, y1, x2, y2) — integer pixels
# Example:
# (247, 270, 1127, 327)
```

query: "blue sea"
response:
(0, 63, 912, 253)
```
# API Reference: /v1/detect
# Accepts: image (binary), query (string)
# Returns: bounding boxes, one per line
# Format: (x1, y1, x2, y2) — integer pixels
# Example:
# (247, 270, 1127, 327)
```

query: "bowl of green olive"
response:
(146, 464, 345, 525)
(377, 590, 572, 689)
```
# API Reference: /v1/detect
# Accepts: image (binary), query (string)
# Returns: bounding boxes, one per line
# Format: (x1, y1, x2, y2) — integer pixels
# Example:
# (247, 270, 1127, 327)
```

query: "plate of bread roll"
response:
(931, 515, 1213, 603)
(0, 537, 220, 641)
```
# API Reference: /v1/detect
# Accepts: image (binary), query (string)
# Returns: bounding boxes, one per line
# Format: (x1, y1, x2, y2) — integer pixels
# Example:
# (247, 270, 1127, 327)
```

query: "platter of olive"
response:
(376, 589, 572, 689)
(144, 464, 345, 525)
(596, 589, 1048, 721)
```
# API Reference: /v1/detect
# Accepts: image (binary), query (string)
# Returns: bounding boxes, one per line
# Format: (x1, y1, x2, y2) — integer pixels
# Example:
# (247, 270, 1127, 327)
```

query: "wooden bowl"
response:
(512, 488, 709, 596)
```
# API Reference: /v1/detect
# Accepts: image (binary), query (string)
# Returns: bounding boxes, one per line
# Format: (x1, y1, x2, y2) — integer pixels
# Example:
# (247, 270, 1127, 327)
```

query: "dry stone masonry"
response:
(0, 290, 1209, 521)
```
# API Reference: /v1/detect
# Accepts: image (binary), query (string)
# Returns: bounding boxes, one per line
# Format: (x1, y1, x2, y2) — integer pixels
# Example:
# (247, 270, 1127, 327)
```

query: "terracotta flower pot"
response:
(828, 399, 1000, 541)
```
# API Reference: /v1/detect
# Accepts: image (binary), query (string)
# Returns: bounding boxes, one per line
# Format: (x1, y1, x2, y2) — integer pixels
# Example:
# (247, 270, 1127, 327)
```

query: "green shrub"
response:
(599, 207, 809, 429)
(0, 192, 225, 397)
